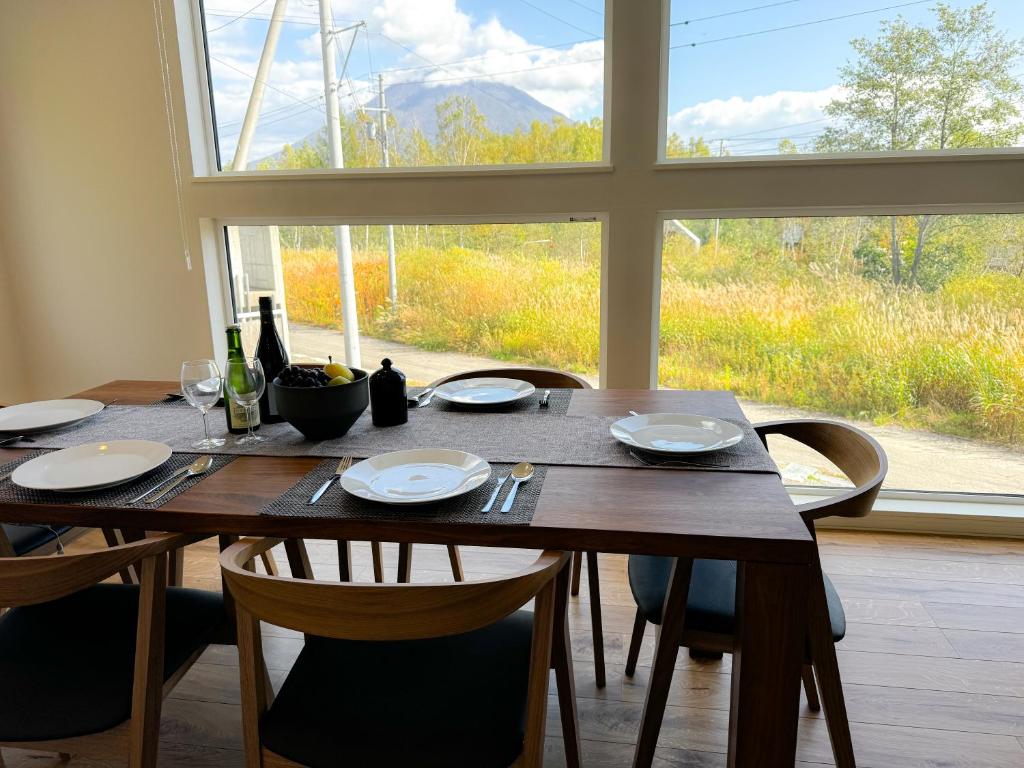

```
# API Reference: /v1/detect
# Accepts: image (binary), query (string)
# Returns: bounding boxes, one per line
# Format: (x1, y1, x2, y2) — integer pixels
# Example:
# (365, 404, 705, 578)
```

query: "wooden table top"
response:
(0, 381, 814, 563)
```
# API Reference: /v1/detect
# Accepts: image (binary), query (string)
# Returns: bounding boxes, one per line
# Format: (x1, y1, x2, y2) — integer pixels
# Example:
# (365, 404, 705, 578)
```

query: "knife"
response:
(308, 457, 353, 505)
(407, 388, 435, 408)
(481, 471, 510, 513)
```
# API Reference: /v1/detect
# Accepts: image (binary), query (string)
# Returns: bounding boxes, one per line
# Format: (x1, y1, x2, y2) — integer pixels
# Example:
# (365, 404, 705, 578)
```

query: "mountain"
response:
(375, 80, 568, 139)
(250, 80, 567, 168)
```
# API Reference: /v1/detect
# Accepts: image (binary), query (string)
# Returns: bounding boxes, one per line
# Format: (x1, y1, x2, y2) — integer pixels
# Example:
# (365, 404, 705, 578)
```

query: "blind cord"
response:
(152, 0, 193, 271)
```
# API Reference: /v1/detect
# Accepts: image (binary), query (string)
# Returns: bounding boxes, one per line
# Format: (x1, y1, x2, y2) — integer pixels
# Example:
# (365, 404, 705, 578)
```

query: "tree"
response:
(817, 2, 1023, 287)
(777, 138, 799, 154)
(665, 134, 712, 159)
(435, 95, 491, 166)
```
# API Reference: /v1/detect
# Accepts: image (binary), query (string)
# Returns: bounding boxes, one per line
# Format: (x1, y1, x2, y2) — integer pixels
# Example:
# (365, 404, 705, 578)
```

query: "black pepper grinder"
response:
(369, 358, 408, 427)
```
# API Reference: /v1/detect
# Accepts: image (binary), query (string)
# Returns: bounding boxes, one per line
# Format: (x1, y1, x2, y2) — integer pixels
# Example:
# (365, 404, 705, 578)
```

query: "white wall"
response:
(0, 0, 214, 401)
(0, 237, 28, 403)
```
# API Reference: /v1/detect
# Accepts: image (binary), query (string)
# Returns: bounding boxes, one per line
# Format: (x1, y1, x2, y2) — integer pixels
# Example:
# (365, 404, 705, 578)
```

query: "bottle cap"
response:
(259, 296, 273, 310)
(382, 358, 392, 368)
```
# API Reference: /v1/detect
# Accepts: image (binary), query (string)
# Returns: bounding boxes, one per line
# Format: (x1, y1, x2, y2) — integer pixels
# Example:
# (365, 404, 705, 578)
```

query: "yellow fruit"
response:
(324, 356, 354, 381)
(328, 376, 350, 387)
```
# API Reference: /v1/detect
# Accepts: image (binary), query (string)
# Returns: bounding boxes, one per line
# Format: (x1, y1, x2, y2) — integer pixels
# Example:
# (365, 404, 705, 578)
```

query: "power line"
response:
(210, 54, 332, 119)
(516, 0, 600, 39)
(671, 0, 931, 49)
(702, 118, 831, 142)
(219, 92, 324, 129)
(671, 0, 805, 27)
(205, 8, 356, 28)
(206, 0, 272, 33)
(219, 95, 326, 138)
(564, 0, 604, 18)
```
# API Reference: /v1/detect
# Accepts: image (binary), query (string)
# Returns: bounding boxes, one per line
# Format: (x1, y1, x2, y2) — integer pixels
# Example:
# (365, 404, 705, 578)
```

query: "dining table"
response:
(0, 379, 815, 768)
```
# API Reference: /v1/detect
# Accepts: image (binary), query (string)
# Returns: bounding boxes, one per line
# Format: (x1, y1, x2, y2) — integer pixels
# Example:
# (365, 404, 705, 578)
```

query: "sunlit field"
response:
(281, 219, 1024, 446)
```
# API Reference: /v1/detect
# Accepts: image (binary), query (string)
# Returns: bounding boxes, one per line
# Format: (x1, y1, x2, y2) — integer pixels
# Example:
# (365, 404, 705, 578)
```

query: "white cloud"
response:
(667, 86, 844, 153)
(204, 0, 607, 161)
(355, 0, 604, 119)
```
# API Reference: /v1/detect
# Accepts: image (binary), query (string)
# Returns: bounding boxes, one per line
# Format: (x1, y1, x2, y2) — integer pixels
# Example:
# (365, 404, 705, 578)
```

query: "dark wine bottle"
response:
(224, 324, 260, 435)
(255, 296, 288, 423)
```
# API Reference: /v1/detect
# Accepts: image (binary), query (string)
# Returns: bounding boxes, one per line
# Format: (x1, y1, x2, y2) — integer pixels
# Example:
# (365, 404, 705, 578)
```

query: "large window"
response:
(199, 0, 605, 171)
(178, 1, 1024, 512)
(226, 221, 601, 386)
(659, 213, 1024, 495)
(665, 1, 1024, 159)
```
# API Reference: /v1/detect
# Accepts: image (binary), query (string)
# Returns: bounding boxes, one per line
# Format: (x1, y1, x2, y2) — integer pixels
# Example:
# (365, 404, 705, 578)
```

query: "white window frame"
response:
(168, 0, 1024, 522)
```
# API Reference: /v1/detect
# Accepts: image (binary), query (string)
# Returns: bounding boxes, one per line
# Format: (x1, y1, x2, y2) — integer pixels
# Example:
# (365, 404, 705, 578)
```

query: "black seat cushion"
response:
(261, 610, 535, 768)
(0, 583, 224, 741)
(628, 555, 846, 642)
(2, 524, 73, 556)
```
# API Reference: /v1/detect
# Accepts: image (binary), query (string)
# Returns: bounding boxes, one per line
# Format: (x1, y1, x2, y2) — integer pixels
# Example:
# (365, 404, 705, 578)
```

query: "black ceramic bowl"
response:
(272, 366, 369, 440)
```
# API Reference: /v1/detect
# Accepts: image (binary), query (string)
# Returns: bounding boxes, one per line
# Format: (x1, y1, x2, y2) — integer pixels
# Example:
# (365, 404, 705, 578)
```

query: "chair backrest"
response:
(428, 366, 592, 391)
(0, 532, 193, 607)
(223, 540, 568, 767)
(222, 538, 567, 641)
(755, 419, 888, 526)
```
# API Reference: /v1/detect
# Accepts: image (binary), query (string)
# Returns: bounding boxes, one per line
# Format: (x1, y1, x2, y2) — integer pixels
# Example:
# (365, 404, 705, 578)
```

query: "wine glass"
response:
(224, 357, 266, 445)
(180, 359, 226, 449)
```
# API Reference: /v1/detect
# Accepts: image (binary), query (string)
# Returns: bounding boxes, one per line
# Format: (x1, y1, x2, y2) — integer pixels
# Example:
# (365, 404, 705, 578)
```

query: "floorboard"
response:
(2, 529, 1022, 766)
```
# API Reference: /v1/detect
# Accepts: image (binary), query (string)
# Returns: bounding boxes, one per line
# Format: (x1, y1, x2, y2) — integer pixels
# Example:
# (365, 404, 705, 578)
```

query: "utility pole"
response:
(379, 73, 398, 308)
(714, 139, 724, 258)
(318, 0, 360, 367)
(232, 0, 289, 170)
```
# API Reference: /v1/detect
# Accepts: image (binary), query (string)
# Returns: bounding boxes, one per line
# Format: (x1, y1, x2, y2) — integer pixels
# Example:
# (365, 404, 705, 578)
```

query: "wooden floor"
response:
(4, 529, 1024, 767)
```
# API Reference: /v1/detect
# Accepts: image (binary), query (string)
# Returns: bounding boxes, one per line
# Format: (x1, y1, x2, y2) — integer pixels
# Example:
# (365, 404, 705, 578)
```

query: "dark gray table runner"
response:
(0, 450, 236, 509)
(7, 401, 776, 473)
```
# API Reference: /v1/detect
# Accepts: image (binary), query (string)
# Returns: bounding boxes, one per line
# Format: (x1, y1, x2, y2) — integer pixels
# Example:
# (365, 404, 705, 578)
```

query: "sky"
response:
(202, 0, 1024, 163)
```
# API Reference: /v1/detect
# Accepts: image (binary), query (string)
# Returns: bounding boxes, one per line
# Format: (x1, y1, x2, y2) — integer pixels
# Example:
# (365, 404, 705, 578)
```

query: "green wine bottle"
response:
(224, 325, 260, 435)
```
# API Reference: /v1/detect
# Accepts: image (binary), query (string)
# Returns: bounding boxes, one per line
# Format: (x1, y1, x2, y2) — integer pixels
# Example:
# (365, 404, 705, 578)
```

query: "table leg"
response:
(370, 541, 384, 583)
(284, 539, 313, 580)
(167, 545, 185, 586)
(103, 528, 137, 584)
(585, 551, 606, 689)
(632, 557, 693, 768)
(397, 542, 413, 583)
(337, 540, 353, 582)
(728, 561, 808, 767)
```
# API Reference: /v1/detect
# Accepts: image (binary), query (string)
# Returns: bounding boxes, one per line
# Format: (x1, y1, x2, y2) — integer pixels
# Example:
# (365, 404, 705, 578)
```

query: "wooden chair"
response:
(624, 420, 887, 767)
(222, 538, 581, 768)
(0, 524, 80, 558)
(426, 366, 607, 686)
(0, 532, 227, 768)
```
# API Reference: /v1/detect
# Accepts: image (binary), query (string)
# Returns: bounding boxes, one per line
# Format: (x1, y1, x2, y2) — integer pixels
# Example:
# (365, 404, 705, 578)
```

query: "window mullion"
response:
(602, 0, 668, 388)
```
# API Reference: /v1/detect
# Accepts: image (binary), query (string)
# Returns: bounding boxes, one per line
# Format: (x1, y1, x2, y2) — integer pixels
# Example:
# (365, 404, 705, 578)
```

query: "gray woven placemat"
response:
(0, 450, 236, 508)
(262, 460, 547, 525)
(418, 387, 573, 415)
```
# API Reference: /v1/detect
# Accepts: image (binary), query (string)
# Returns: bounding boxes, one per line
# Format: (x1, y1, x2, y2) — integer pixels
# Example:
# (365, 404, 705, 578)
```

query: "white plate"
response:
(0, 399, 105, 434)
(12, 440, 173, 492)
(340, 448, 491, 505)
(433, 377, 536, 407)
(610, 413, 744, 455)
